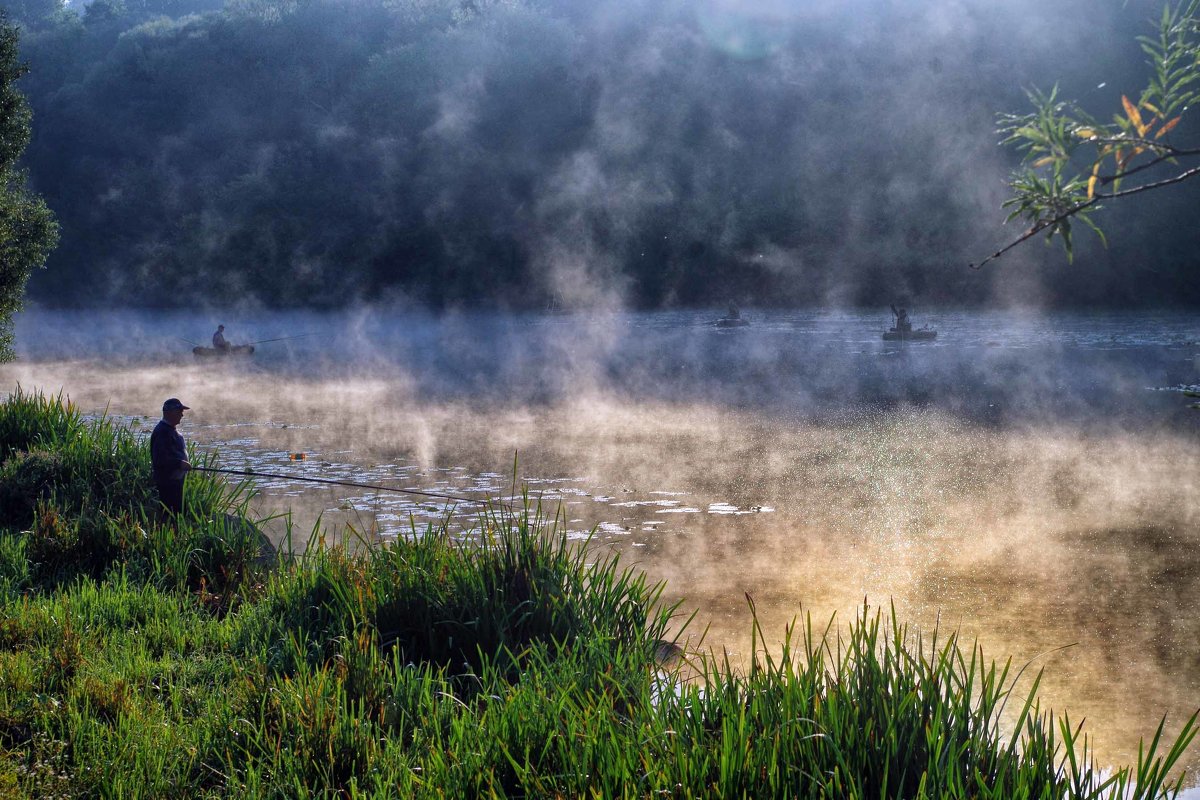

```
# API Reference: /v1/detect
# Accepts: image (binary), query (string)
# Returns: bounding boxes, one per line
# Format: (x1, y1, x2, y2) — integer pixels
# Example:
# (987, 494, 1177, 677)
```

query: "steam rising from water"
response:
(3, 307, 1199, 779)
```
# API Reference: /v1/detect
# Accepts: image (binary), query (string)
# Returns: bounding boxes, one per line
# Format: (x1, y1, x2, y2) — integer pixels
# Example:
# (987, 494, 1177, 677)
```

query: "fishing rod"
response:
(244, 333, 318, 346)
(178, 336, 200, 347)
(194, 466, 482, 505)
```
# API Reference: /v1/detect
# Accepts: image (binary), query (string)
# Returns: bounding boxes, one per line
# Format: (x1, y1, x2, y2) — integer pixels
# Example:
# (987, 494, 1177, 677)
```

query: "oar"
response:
(193, 466, 482, 505)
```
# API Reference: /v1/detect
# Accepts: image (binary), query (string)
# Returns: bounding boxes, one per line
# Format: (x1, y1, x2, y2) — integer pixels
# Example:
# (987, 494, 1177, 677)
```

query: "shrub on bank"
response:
(0, 388, 1196, 798)
(0, 387, 260, 594)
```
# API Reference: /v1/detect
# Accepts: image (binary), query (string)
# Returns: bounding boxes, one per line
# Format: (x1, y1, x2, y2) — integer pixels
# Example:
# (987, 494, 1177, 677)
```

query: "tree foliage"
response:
(0, 13, 57, 360)
(5, 0, 1200, 309)
(980, 0, 1200, 268)
(0, 0, 64, 29)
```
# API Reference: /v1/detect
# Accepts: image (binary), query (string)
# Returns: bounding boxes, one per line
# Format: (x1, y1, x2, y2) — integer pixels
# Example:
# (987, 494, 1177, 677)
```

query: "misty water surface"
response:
(4, 306, 1200, 784)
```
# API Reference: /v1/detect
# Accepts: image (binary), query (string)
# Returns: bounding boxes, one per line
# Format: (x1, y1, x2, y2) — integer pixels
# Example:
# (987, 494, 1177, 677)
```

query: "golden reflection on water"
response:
(3, 360, 1198, 780)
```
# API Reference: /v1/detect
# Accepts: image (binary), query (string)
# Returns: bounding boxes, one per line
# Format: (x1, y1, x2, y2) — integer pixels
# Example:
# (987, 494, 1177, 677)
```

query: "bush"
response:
(0, 388, 83, 462)
(0, 449, 67, 529)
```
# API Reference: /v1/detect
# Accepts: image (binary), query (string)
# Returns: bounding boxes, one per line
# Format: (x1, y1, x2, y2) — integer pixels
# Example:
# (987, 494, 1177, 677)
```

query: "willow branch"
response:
(1087, 134, 1195, 152)
(972, 162, 1200, 269)
(1096, 144, 1200, 186)
(1096, 162, 1200, 198)
(970, 198, 1100, 270)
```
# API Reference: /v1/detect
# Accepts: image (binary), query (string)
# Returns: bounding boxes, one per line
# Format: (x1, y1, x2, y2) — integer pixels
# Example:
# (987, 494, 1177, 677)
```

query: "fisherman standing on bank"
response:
(150, 398, 192, 517)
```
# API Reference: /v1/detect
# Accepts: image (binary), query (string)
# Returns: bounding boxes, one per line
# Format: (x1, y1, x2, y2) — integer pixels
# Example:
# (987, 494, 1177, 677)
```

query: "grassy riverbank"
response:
(0, 388, 1196, 798)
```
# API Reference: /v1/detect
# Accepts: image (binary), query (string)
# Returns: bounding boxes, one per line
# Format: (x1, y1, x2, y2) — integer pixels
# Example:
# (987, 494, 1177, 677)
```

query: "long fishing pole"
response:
(244, 333, 317, 346)
(194, 466, 482, 505)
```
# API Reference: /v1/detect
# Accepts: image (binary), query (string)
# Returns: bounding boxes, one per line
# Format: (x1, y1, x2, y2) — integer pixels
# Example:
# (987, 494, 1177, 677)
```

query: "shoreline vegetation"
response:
(0, 388, 1196, 798)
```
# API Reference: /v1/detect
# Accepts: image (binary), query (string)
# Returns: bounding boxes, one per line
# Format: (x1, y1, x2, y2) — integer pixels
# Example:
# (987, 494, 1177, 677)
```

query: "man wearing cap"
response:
(150, 398, 192, 517)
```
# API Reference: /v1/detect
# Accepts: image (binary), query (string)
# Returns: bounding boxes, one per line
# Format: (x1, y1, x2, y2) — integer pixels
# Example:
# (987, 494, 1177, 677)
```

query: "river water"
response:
(4, 306, 1199, 785)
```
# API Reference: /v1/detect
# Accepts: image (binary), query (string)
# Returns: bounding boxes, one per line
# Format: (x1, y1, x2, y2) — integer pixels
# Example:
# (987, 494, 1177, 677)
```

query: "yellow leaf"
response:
(1122, 95, 1147, 137)
(1156, 116, 1181, 138)
(1076, 128, 1099, 139)
(1087, 163, 1101, 199)
(1142, 100, 1161, 114)
(1032, 156, 1055, 167)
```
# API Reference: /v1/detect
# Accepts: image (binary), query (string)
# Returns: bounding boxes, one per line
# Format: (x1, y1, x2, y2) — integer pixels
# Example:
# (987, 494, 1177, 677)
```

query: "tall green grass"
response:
(0, 386, 262, 600)
(0, 387, 1196, 798)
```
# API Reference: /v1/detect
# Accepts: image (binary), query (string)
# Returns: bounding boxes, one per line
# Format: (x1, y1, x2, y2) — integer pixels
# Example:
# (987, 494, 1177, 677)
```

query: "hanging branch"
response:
(972, 162, 1200, 269)
(976, 0, 1200, 267)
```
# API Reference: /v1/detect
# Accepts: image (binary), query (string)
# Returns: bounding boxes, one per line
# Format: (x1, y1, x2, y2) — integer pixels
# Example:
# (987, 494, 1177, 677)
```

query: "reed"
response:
(0, 388, 1196, 798)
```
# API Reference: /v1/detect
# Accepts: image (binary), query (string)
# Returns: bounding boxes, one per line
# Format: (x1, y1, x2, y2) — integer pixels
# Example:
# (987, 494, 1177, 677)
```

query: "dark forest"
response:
(6, 0, 1200, 310)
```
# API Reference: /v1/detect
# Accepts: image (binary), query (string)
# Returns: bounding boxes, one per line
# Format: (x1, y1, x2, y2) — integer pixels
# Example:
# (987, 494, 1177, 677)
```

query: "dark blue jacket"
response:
(150, 419, 188, 483)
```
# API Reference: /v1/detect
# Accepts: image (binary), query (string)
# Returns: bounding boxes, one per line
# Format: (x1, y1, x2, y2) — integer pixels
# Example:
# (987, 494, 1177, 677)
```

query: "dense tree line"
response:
(0, 12, 56, 359)
(4, 0, 1199, 310)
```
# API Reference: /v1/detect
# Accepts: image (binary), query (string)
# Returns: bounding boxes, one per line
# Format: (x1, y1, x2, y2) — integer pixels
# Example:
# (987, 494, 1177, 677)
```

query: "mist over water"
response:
(4, 306, 1200, 781)
(14, 306, 1199, 418)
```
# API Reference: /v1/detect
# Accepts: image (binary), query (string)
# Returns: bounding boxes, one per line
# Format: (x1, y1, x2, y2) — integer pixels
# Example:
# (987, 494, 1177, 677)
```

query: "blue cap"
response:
(163, 398, 190, 412)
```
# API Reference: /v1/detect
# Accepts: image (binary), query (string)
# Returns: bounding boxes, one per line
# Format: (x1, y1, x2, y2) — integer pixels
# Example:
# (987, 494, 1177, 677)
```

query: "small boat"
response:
(714, 302, 749, 328)
(882, 327, 937, 341)
(883, 304, 935, 341)
(192, 344, 255, 358)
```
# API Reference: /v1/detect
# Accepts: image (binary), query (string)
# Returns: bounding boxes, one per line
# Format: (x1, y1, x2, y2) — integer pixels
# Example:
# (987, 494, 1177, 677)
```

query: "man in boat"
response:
(891, 305, 912, 333)
(150, 398, 192, 517)
(212, 324, 231, 351)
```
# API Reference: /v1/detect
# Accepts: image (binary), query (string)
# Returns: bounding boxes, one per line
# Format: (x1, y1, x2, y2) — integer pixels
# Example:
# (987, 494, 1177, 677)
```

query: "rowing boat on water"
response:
(192, 344, 255, 358)
(882, 328, 937, 341)
(883, 304, 936, 341)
